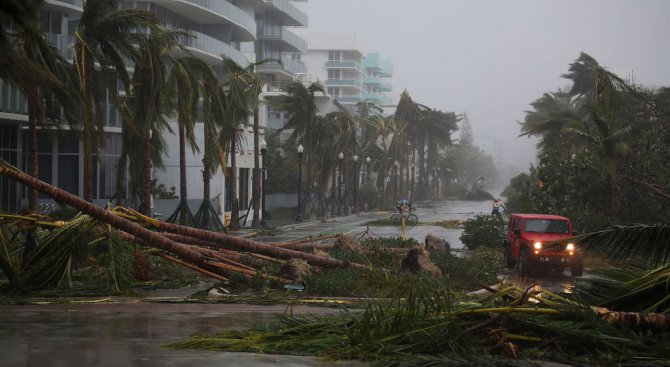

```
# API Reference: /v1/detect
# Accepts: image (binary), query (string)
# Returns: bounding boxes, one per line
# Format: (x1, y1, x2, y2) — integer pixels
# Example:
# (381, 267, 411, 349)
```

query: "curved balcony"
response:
(257, 27, 306, 53)
(178, 31, 249, 66)
(263, 0, 308, 27)
(157, 0, 256, 41)
(44, 0, 83, 17)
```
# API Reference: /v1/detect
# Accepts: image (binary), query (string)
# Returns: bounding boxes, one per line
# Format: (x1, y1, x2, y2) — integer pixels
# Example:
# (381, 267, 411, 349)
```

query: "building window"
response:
(57, 132, 79, 196)
(0, 124, 19, 212)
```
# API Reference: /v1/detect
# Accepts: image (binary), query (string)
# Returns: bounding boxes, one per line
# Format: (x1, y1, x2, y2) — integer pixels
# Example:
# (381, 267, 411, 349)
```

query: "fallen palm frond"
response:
(574, 223, 670, 266)
(571, 224, 670, 315)
(167, 280, 670, 366)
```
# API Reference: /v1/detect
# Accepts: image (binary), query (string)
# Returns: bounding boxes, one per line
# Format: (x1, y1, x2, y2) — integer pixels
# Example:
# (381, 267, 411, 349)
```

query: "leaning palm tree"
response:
(267, 81, 325, 196)
(519, 54, 644, 213)
(3, 0, 80, 254)
(164, 56, 213, 225)
(195, 73, 227, 231)
(123, 29, 181, 216)
(220, 57, 272, 227)
(72, 0, 161, 202)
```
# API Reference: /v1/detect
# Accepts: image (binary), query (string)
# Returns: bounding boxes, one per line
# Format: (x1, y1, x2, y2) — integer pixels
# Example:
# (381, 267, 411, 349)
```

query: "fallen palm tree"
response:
(0, 161, 369, 287)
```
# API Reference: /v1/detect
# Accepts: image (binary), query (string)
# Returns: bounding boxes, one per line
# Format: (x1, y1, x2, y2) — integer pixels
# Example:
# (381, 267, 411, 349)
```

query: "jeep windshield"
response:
(524, 219, 570, 234)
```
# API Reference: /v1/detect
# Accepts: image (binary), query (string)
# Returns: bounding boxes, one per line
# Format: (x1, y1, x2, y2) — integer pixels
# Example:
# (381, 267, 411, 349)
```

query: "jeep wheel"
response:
(571, 260, 584, 277)
(504, 244, 515, 269)
(518, 250, 535, 277)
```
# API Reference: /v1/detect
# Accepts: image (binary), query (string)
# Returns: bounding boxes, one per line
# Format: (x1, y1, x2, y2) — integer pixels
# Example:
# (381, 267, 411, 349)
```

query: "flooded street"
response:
(0, 303, 359, 367)
(0, 197, 579, 366)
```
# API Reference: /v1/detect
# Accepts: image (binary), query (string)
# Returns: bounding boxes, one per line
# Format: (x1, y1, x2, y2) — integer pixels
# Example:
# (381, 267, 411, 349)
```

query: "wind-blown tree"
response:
(412, 106, 459, 200)
(164, 56, 214, 225)
(331, 101, 358, 214)
(394, 90, 421, 197)
(420, 108, 459, 198)
(123, 30, 181, 216)
(220, 57, 271, 227)
(3, 0, 80, 255)
(72, 0, 161, 202)
(195, 73, 227, 230)
(519, 52, 643, 213)
(267, 81, 325, 196)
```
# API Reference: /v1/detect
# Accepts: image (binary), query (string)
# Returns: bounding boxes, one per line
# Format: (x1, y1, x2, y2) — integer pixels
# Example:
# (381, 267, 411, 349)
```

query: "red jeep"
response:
(503, 214, 583, 277)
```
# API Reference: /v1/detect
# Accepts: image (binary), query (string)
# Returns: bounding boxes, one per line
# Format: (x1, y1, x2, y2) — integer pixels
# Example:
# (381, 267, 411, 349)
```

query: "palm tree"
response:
(2, 0, 80, 254)
(520, 53, 644, 212)
(267, 81, 325, 193)
(164, 56, 213, 225)
(394, 91, 421, 197)
(220, 57, 272, 227)
(195, 73, 227, 230)
(413, 106, 459, 199)
(72, 0, 161, 202)
(123, 30, 181, 216)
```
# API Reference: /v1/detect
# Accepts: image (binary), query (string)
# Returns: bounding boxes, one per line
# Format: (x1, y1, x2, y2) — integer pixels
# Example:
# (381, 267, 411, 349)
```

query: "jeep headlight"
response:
(533, 242, 542, 250)
(566, 243, 575, 251)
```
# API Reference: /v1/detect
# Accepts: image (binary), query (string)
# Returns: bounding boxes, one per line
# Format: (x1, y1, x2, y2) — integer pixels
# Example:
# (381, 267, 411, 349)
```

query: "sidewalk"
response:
(234, 211, 386, 244)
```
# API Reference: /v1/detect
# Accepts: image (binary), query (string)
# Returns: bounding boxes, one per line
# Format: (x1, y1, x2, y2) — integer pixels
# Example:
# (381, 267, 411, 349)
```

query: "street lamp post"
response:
(260, 139, 267, 226)
(296, 144, 304, 222)
(366, 156, 371, 183)
(410, 164, 415, 200)
(352, 155, 359, 214)
(337, 152, 343, 216)
(394, 160, 399, 200)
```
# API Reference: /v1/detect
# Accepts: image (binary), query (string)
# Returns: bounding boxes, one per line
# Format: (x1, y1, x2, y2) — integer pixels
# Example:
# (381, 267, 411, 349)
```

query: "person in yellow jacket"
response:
(492, 199, 505, 216)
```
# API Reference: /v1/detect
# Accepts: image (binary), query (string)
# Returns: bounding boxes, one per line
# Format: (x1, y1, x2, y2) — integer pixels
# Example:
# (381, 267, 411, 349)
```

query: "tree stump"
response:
(401, 247, 443, 279)
(425, 234, 450, 255)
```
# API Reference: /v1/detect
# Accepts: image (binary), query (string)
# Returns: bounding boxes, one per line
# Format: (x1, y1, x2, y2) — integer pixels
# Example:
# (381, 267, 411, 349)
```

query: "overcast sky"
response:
(305, 0, 670, 173)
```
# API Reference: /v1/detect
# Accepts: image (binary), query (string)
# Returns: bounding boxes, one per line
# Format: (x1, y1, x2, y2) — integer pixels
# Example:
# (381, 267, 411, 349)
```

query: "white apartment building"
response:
(0, 0, 308, 226)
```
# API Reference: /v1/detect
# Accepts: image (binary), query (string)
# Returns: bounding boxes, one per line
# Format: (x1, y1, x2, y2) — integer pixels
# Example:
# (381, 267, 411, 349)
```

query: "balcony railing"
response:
(47, 0, 83, 7)
(257, 27, 307, 53)
(175, 0, 256, 38)
(263, 0, 308, 26)
(326, 60, 361, 70)
(179, 31, 249, 66)
(325, 79, 362, 88)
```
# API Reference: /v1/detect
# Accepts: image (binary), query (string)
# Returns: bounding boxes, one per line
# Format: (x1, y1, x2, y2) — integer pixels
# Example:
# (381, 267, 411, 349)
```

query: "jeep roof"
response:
(510, 213, 570, 221)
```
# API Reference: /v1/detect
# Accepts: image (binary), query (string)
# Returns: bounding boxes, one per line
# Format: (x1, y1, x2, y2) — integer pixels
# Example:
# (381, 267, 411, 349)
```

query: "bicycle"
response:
(390, 207, 418, 226)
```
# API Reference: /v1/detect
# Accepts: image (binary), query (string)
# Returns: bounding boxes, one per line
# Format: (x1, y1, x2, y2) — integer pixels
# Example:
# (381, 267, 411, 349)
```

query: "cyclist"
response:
(396, 199, 412, 215)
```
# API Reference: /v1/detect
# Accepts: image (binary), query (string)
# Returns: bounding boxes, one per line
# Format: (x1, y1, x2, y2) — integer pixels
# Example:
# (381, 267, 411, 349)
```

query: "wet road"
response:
(0, 303, 361, 367)
(1, 198, 579, 366)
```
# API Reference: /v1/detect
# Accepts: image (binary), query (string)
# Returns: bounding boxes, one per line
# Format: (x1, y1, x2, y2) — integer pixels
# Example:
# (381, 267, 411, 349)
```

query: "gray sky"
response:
(305, 0, 670, 173)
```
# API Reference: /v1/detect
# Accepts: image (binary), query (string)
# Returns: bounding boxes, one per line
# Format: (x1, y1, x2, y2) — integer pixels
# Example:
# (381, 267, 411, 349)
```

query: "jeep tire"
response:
(571, 259, 584, 277)
(518, 250, 535, 277)
(504, 243, 515, 269)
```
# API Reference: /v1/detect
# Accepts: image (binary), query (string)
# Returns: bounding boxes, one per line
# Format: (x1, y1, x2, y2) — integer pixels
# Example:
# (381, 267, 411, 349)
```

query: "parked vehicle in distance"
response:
(503, 213, 583, 277)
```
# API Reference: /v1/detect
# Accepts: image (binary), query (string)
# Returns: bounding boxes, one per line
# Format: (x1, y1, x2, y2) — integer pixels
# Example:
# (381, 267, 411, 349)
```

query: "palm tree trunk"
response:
(201, 156, 211, 229)
(229, 135, 239, 230)
(179, 124, 188, 224)
(330, 166, 337, 216)
(81, 55, 95, 203)
(251, 109, 260, 227)
(27, 85, 39, 214)
(0, 162, 205, 265)
(141, 130, 152, 216)
(115, 145, 127, 208)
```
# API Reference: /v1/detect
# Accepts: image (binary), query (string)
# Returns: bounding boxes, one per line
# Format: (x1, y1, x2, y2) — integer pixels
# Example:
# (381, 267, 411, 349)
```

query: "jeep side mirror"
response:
(513, 229, 520, 235)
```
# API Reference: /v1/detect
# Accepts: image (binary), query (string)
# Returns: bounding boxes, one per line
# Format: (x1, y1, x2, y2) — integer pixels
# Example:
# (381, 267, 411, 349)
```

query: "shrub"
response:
(459, 215, 505, 250)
